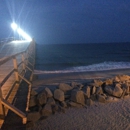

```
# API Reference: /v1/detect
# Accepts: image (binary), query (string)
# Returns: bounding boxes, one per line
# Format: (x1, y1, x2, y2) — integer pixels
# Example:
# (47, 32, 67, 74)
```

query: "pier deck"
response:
(0, 40, 35, 129)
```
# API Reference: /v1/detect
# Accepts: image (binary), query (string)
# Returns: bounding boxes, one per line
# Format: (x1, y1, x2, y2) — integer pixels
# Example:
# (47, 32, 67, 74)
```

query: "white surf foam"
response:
(34, 61, 130, 74)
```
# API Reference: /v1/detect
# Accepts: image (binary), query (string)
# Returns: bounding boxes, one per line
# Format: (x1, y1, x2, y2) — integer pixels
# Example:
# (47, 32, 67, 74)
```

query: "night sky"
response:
(0, 0, 130, 44)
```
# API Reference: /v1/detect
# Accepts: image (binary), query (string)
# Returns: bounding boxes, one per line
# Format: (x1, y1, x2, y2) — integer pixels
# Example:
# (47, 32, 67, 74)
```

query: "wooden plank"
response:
(1, 99, 26, 120)
(18, 74, 31, 85)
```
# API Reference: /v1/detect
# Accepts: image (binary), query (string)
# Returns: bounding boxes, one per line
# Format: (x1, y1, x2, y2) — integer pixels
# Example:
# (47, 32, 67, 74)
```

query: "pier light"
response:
(11, 22, 18, 31)
(11, 22, 32, 42)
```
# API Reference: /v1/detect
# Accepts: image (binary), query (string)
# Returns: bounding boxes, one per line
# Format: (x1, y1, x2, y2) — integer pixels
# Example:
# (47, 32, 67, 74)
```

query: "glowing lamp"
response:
(11, 22, 18, 31)
(11, 22, 32, 42)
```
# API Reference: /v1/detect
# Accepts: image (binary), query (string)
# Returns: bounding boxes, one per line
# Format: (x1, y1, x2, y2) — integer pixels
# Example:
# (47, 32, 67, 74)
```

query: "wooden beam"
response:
(18, 74, 31, 85)
(13, 57, 19, 83)
(1, 99, 27, 124)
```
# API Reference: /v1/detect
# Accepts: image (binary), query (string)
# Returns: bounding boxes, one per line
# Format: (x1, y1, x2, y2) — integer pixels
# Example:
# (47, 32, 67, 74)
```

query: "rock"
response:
(59, 83, 73, 92)
(105, 79, 113, 85)
(45, 87, 53, 98)
(37, 91, 47, 105)
(85, 99, 93, 106)
(93, 79, 103, 87)
(71, 82, 83, 88)
(68, 101, 82, 108)
(29, 96, 37, 107)
(60, 101, 67, 108)
(52, 104, 59, 114)
(97, 94, 106, 103)
(118, 75, 130, 82)
(104, 84, 123, 98)
(54, 89, 65, 101)
(96, 87, 103, 94)
(92, 86, 96, 95)
(90, 94, 97, 101)
(85, 86, 91, 98)
(124, 94, 130, 99)
(30, 89, 38, 96)
(47, 97, 55, 105)
(29, 105, 42, 112)
(42, 104, 52, 117)
(71, 90, 85, 105)
(113, 76, 120, 82)
(27, 111, 41, 122)
(121, 82, 130, 94)
(106, 96, 119, 102)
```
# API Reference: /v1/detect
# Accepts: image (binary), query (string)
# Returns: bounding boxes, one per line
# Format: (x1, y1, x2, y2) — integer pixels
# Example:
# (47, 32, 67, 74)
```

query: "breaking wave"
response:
(34, 61, 130, 74)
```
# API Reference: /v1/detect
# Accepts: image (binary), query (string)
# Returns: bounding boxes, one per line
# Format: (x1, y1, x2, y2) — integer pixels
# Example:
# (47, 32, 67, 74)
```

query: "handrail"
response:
(0, 40, 35, 126)
(0, 51, 25, 65)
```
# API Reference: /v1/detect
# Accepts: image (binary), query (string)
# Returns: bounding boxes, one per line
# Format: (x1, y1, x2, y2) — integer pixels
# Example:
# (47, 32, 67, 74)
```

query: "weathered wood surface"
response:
(0, 40, 35, 128)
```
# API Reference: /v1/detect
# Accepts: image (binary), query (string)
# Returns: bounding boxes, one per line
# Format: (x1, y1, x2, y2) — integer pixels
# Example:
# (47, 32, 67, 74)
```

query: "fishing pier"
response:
(0, 39, 35, 129)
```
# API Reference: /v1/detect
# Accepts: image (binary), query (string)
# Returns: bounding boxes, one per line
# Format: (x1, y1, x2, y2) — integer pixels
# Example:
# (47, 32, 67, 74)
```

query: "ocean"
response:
(35, 42, 130, 74)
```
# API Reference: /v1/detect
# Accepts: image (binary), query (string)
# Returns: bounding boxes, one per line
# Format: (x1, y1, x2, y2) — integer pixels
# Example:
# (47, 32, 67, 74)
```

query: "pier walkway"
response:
(0, 40, 35, 129)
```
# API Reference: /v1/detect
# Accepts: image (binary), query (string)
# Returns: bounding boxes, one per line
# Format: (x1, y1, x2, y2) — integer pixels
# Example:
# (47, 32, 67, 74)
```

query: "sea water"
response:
(35, 43, 130, 74)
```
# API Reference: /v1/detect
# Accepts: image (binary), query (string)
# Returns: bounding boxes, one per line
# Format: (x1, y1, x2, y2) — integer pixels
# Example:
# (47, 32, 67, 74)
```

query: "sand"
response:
(31, 69, 130, 130)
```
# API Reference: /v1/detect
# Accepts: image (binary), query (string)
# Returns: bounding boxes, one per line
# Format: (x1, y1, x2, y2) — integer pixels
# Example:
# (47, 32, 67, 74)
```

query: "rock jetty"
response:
(26, 75, 130, 128)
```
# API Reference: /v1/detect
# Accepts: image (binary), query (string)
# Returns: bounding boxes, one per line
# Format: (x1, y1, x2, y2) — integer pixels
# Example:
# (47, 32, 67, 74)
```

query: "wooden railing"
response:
(0, 40, 35, 124)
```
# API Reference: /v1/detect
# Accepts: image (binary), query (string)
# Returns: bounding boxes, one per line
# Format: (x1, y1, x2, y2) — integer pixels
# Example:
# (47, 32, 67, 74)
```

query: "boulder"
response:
(118, 75, 130, 82)
(71, 82, 83, 88)
(29, 105, 42, 112)
(60, 101, 67, 108)
(85, 99, 93, 106)
(96, 87, 103, 95)
(105, 79, 113, 85)
(52, 104, 59, 114)
(59, 83, 73, 92)
(30, 89, 38, 96)
(37, 91, 47, 105)
(29, 96, 37, 107)
(27, 111, 41, 122)
(45, 87, 53, 98)
(121, 83, 130, 94)
(92, 86, 96, 95)
(47, 97, 55, 105)
(93, 79, 103, 87)
(113, 76, 120, 82)
(71, 90, 85, 105)
(54, 89, 64, 101)
(106, 96, 119, 102)
(85, 86, 91, 98)
(90, 94, 97, 101)
(68, 101, 82, 108)
(42, 104, 52, 117)
(97, 94, 106, 103)
(104, 84, 123, 98)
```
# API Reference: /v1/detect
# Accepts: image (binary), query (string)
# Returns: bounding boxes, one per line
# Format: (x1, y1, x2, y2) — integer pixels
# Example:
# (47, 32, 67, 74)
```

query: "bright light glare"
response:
(17, 28, 32, 41)
(11, 22, 18, 30)
(11, 22, 32, 42)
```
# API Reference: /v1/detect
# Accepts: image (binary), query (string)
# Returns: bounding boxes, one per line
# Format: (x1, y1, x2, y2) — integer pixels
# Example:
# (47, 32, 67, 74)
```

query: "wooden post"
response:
(0, 87, 5, 119)
(13, 57, 19, 83)
(21, 53, 25, 71)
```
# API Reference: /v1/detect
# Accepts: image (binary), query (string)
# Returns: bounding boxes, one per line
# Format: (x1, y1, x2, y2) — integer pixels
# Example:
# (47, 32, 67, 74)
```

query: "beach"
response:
(30, 69, 130, 130)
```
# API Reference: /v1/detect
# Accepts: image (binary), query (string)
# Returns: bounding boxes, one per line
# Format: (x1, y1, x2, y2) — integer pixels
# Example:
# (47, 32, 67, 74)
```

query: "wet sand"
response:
(31, 69, 130, 130)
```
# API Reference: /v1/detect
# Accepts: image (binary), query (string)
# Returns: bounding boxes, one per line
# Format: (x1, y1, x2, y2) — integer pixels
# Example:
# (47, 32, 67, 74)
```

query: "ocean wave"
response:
(34, 61, 130, 74)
